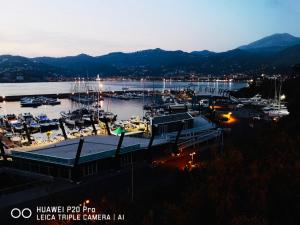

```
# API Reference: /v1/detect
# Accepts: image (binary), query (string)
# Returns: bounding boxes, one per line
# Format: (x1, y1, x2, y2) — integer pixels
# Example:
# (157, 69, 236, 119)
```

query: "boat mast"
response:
(142, 78, 145, 117)
(97, 75, 101, 120)
(274, 76, 277, 103)
(278, 76, 282, 110)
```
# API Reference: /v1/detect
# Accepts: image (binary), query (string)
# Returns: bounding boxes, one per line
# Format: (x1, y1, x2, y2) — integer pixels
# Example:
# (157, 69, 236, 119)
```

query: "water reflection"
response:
(0, 98, 148, 121)
(0, 81, 247, 96)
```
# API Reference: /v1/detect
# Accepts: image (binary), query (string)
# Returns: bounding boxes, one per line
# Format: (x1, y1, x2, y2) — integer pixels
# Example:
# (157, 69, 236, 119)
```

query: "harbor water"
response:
(0, 81, 247, 120)
(0, 80, 247, 96)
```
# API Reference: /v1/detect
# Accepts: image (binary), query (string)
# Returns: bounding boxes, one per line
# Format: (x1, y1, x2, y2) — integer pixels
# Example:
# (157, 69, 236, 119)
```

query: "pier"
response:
(0, 90, 152, 102)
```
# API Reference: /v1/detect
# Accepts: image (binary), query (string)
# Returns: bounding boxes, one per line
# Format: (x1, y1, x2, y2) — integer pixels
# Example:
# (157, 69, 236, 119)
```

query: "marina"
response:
(0, 78, 291, 180)
(1, 1, 299, 224)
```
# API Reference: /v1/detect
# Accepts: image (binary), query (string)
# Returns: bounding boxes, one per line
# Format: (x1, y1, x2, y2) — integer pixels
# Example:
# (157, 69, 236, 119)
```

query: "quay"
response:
(0, 90, 151, 102)
(0, 87, 233, 102)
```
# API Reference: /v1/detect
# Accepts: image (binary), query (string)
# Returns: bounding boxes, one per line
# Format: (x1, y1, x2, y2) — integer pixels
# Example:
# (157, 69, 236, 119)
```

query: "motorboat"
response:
(20, 98, 42, 107)
(10, 120, 23, 133)
(35, 114, 52, 131)
(199, 99, 209, 107)
(238, 94, 269, 106)
(18, 113, 40, 133)
(5, 114, 18, 122)
(47, 98, 61, 105)
(29, 121, 40, 133)
(49, 119, 59, 129)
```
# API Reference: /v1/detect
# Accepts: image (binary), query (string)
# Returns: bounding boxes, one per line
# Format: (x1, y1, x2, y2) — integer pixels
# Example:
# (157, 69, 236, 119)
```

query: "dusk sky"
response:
(0, 0, 299, 57)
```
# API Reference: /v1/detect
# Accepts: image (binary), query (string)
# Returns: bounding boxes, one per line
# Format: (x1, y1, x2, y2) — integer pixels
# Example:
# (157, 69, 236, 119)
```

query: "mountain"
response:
(190, 50, 216, 56)
(239, 33, 300, 53)
(272, 44, 300, 66)
(1, 33, 300, 81)
(0, 55, 62, 82)
(34, 53, 102, 74)
(96, 48, 201, 67)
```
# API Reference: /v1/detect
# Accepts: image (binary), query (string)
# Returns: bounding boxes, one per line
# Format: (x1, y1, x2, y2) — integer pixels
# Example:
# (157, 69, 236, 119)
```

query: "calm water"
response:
(0, 98, 147, 121)
(0, 81, 247, 120)
(0, 80, 247, 96)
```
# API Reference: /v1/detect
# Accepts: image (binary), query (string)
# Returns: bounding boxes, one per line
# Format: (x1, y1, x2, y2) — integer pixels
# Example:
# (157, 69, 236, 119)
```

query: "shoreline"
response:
(0, 79, 250, 84)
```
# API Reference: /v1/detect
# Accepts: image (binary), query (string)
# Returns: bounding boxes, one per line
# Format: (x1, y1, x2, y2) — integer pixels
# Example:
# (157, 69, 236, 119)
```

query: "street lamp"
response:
(189, 152, 196, 162)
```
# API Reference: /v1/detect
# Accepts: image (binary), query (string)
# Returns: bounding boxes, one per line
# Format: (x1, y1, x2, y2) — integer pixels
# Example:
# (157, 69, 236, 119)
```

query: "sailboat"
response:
(96, 74, 101, 81)
(263, 77, 289, 117)
(70, 77, 95, 104)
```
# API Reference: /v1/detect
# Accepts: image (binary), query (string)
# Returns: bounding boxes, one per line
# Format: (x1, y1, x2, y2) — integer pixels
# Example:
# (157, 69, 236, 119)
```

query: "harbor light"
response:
(2, 95, 5, 99)
(221, 112, 237, 124)
(280, 94, 286, 100)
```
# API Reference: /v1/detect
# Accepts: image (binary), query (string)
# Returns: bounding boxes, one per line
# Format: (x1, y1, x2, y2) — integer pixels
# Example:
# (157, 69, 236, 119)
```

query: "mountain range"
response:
(1, 33, 300, 82)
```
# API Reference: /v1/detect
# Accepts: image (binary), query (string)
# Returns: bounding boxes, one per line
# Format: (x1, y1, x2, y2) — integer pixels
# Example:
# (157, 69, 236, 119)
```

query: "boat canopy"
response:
(112, 127, 126, 135)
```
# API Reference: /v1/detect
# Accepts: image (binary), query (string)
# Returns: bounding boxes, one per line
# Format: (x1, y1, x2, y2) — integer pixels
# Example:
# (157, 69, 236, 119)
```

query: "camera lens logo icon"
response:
(11, 208, 32, 219)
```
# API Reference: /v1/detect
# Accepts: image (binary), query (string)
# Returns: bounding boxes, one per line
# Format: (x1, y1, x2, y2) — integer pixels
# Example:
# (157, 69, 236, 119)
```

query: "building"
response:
(150, 112, 194, 136)
(9, 135, 168, 180)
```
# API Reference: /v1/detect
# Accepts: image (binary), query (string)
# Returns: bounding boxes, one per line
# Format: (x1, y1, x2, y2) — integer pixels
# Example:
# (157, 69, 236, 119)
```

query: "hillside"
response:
(1, 33, 300, 81)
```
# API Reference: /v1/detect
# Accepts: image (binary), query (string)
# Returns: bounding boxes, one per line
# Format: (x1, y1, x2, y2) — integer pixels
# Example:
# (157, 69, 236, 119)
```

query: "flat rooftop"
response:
(151, 112, 193, 125)
(11, 135, 168, 166)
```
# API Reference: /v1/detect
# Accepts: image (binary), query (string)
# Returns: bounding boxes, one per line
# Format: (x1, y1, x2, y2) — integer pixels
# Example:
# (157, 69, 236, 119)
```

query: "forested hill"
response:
(1, 33, 300, 82)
